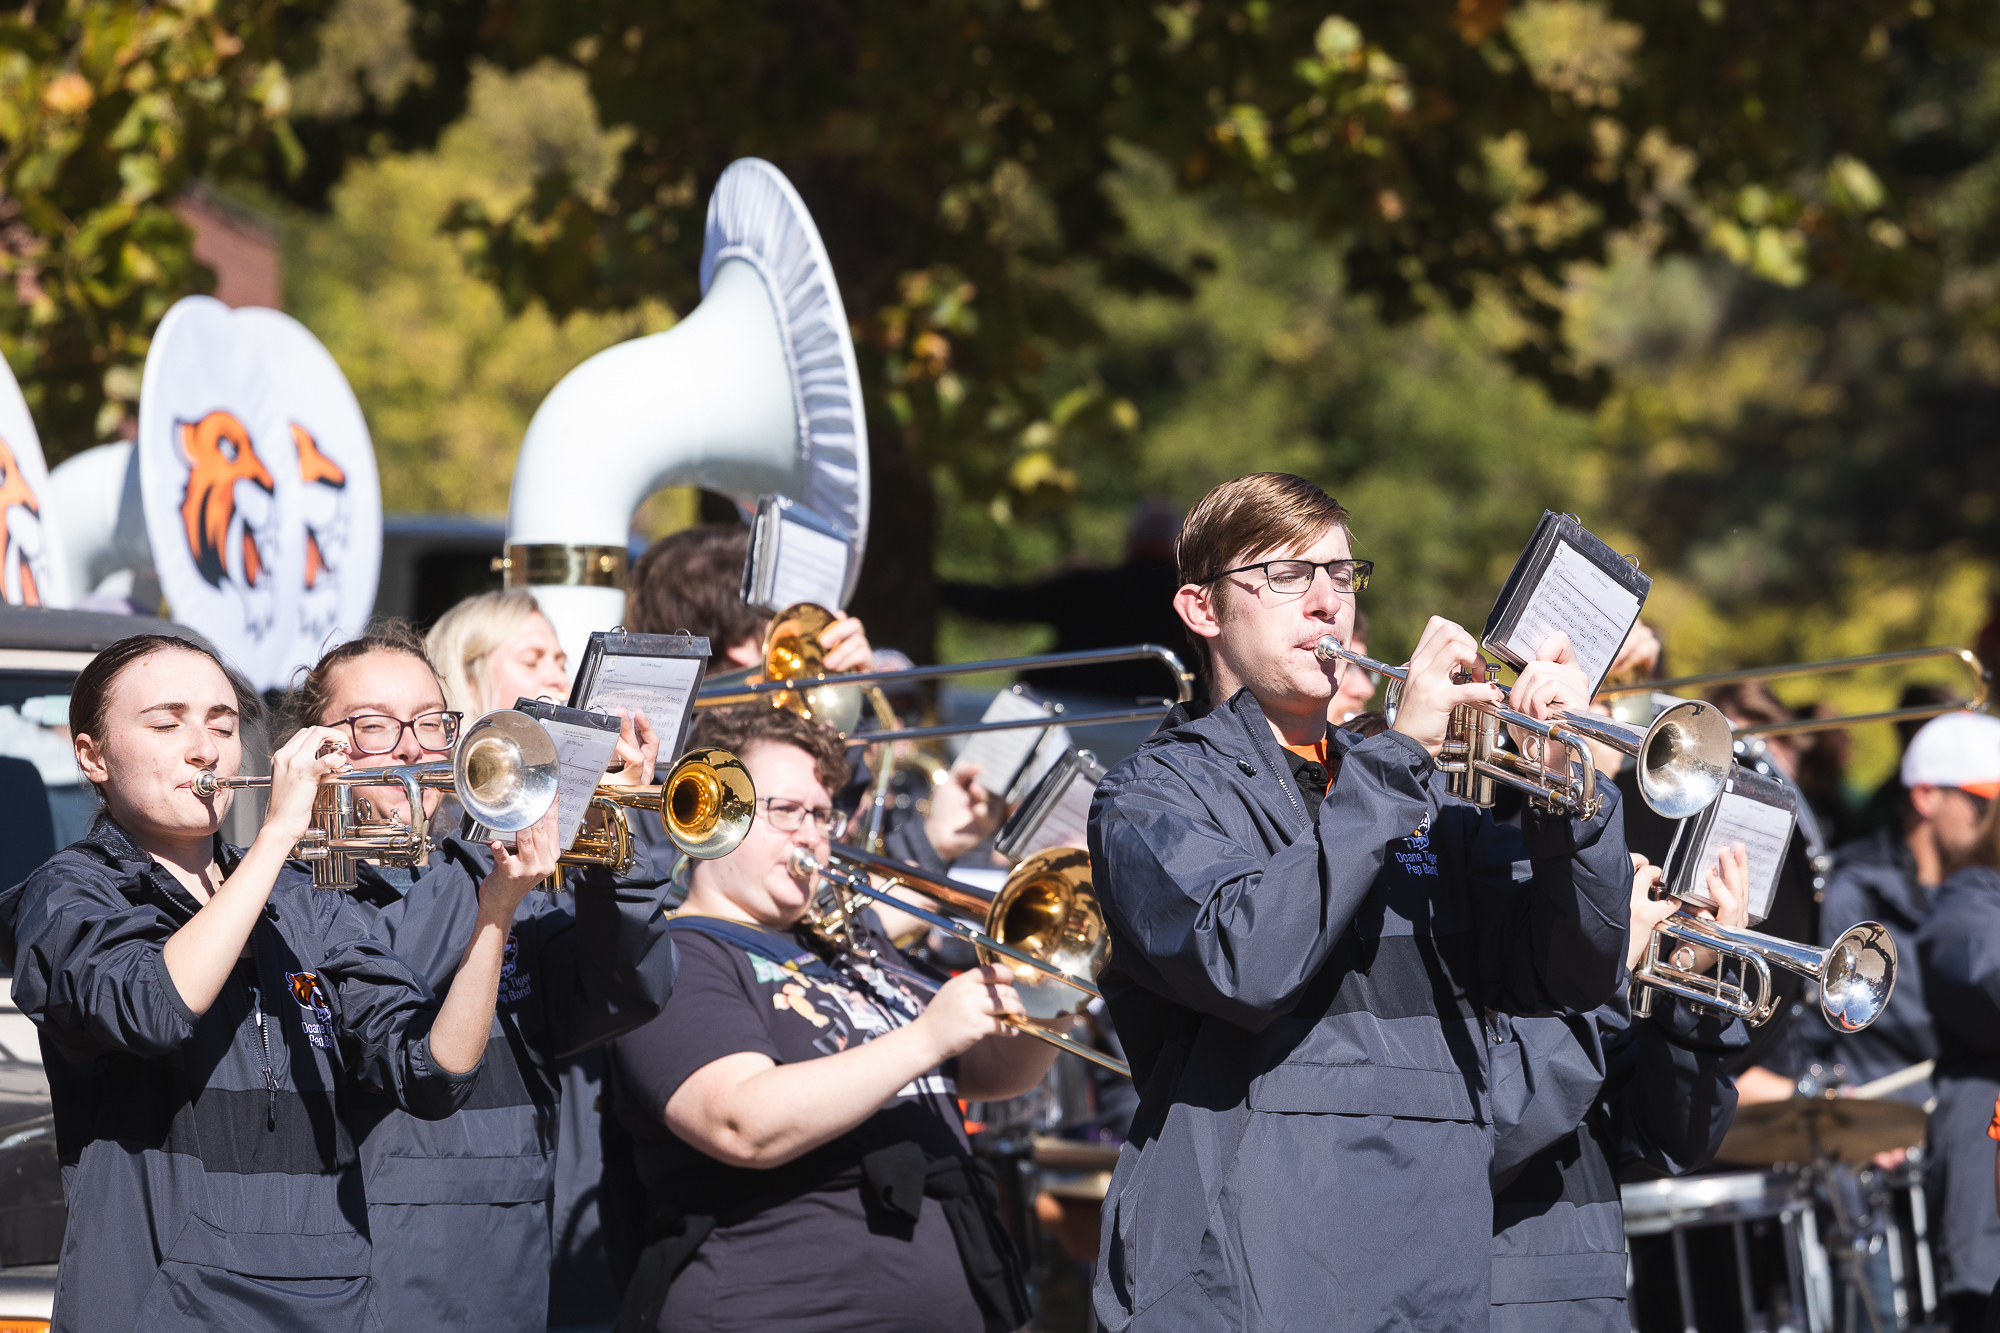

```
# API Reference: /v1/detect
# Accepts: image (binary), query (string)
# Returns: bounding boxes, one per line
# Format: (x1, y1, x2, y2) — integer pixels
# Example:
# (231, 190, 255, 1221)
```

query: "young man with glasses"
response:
(608, 703, 1054, 1333)
(1088, 472, 1633, 1332)
(288, 624, 679, 1333)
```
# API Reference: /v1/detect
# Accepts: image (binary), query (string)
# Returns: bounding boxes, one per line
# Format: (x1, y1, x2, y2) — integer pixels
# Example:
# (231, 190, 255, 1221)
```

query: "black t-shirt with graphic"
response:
(611, 916, 983, 1333)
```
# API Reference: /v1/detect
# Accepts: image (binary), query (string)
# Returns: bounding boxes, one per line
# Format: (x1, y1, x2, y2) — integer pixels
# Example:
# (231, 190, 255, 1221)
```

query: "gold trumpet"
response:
(695, 601, 1194, 742)
(191, 710, 561, 891)
(789, 841, 1128, 1078)
(1632, 911, 1897, 1031)
(559, 747, 758, 872)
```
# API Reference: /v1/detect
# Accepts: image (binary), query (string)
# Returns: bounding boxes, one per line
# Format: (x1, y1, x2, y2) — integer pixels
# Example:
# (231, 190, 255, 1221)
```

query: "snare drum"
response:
(1623, 1169, 1824, 1332)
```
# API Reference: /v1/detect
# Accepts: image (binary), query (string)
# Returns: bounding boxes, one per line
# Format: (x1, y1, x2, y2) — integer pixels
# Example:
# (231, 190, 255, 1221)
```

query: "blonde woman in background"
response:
(426, 588, 572, 716)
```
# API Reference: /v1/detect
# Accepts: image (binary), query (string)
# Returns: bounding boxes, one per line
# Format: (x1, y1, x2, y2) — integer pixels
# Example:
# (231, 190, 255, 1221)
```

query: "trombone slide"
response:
(790, 848, 1130, 1079)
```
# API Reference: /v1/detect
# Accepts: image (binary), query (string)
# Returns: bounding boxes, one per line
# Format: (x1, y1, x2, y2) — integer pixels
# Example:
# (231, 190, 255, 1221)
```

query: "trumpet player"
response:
(1088, 473, 1634, 1333)
(290, 620, 679, 1333)
(609, 705, 1052, 1333)
(0, 634, 531, 1333)
(1488, 845, 1751, 1332)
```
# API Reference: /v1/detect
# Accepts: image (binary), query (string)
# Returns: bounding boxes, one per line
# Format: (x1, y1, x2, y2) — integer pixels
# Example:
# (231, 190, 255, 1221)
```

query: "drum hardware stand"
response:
(1802, 1112, 1891, 1333)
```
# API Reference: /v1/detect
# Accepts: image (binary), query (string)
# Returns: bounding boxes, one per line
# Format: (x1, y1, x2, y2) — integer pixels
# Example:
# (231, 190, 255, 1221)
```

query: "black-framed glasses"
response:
(1210, 558, 1374, 596)
(337, 710, 463, 756)
(760, 796, 848, 838)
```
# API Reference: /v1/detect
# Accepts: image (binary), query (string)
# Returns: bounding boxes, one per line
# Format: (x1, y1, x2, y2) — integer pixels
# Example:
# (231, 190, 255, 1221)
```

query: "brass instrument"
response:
(1313, 635, 1732, 819)
(789, 842, 1129, 1078)
(695, 602, 1194, 743)
(1632, 910, 1897, 1031)
(1597, 645, 1990, 738)
(191, 710, 560, 891)
(559, 747, 758, 871)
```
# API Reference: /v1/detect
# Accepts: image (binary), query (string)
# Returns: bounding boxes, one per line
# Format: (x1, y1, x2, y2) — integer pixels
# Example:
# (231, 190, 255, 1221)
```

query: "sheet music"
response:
(769, 514, 850, 612)
(1498, 540, 1640, 688)
(579, 653, 705, 745)
(540, 718, 622, 850)
(1013, 721, 1074, 804)
(953, 689, 1052, 797)
(1680, 789, 1795, 923)
(1022, 771, 1095, 857)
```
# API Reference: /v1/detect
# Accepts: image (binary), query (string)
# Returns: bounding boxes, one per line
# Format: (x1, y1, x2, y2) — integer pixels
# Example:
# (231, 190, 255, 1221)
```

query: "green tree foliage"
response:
(0, 0, 330, 456)
(284, 59, 666, 513)
(291, 0, 2000, 655)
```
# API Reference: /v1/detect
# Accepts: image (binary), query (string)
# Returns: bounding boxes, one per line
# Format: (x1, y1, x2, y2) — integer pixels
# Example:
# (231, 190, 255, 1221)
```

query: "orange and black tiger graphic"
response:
(292, 422, 346, 593)
(177, 410, 275, 590)
(0, 434, 43, 606)
(285, 970, 334, 1049)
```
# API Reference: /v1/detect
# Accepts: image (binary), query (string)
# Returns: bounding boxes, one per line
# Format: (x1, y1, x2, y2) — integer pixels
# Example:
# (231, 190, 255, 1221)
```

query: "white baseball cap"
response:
(1902, 711, 2000, 798)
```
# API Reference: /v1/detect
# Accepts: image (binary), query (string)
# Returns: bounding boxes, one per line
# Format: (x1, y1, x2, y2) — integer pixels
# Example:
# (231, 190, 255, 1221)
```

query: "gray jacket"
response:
(1801, 828, 1936, 1101)
(5, 813, 479, 1333)
(1489, 994, 1744, 1332)
(345, 835, 676, 1332)
(1087, 690, 1631, 1332)
(1916, 863, 2000, 1298)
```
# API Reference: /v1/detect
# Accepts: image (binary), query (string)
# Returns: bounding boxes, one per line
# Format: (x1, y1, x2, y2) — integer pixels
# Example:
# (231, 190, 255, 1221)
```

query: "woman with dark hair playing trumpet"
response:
(0, 633, 529, 1332)
(288, 619, 679, 1333)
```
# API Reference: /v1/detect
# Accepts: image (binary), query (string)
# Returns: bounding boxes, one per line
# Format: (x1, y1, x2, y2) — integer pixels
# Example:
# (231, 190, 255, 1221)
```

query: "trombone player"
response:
(1088, 473, 1634, 1333)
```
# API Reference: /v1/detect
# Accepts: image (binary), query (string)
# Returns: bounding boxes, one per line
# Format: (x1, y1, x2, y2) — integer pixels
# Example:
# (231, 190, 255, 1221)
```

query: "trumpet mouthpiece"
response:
(191, 770, 219, 798)
(788, 847, 822, 878)
(1314, 635, 1345, 662)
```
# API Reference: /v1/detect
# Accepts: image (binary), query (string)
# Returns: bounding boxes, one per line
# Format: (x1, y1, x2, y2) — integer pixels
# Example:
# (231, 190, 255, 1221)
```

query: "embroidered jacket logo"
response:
(286, 971, 334, 1049)
(498, 934, 532, 1004)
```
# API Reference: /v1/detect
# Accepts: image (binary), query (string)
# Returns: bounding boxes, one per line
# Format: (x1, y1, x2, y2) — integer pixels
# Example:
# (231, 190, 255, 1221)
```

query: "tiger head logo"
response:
(177, 411, 277, 637)
(287, 970, 333, 1024)
(0, 434, 45, 607)
(293, 423, 349, 643)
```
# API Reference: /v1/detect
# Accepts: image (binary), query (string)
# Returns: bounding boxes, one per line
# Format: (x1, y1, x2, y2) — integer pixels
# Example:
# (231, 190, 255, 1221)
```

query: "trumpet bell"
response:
(1635, 698, 1735, 820)
(1822, 921, 1897, 1034)
(664, 747, 758, 860)
(455, 710, 561, 832)
(982, 847, 1106, 1025)
(763, 603, 864, 735)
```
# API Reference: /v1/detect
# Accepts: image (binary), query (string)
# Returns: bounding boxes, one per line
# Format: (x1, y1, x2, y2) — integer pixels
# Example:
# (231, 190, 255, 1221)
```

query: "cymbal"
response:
(1717, 1096, 1928, 1166)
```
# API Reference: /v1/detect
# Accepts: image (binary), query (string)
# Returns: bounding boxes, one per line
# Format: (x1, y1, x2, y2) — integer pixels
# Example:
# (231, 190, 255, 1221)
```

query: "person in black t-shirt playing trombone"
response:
(610, 704, 1056, 1333)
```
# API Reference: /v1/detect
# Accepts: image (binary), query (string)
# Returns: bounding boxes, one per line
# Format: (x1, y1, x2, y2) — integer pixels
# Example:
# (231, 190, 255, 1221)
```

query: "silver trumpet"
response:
(1632, 911, 1897, 1031)
(1314, 634, 1732, 819)
(191, 709, 560, 891)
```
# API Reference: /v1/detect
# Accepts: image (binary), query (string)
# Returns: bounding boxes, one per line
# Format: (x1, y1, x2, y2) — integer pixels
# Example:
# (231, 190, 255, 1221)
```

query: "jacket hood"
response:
(1829, 827, 1931, 924)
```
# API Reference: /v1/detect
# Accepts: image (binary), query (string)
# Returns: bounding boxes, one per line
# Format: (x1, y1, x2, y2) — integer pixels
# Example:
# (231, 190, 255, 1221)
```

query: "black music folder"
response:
(567, 630, 710, 761)
(1663, 764, 1796, 925)
(996, 749, 1106, 863)
(1483, 512, 1650, 695)
(740, 493, 853, 615)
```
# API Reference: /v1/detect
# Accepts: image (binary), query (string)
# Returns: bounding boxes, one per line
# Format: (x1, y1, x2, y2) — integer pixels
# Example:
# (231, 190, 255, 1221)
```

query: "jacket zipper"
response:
(248, 931, 278, 1132)
(1236, 698, 1311, 833)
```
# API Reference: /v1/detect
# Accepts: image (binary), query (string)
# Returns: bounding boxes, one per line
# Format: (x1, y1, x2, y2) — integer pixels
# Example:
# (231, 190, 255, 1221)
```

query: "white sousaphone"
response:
(500, 158, 870, 666)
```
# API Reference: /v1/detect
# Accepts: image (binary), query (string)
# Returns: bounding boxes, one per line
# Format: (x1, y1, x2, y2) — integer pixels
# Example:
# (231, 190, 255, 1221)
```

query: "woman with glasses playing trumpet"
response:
(292, 615, 679, 1333)
(609, 704, 1049, 1333)
(0, 633, 535, 1333)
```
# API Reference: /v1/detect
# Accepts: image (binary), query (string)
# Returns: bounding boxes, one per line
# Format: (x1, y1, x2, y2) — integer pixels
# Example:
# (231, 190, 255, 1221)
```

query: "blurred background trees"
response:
(2, 0, 1996, 788)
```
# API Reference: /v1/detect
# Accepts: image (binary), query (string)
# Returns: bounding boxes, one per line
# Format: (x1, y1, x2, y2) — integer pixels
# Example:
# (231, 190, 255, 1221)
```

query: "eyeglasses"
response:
(1210, 558, 1374, 596)
(336, 710, 463, 756)
(760, 797, 848, 839)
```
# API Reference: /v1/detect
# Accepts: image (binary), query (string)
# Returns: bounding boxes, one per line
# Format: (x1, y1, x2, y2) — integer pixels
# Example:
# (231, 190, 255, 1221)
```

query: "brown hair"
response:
(626, 525, 764, 670)
(1174, 473, 1352, 677)
(688, 704, 850, 796)
(70, 634, 261, 796)
(1703, 681, 1791, 731)
(288, 620, 441, 742)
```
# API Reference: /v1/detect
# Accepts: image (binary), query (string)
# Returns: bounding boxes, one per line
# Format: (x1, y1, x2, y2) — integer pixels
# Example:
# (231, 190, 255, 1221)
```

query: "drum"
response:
(1622, 1169, 1824, 1333)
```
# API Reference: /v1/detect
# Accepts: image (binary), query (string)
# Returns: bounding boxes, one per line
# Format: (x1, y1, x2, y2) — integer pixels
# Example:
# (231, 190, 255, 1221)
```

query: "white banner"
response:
(137, 297, 381, 690)
(0, 362, 71, 608)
